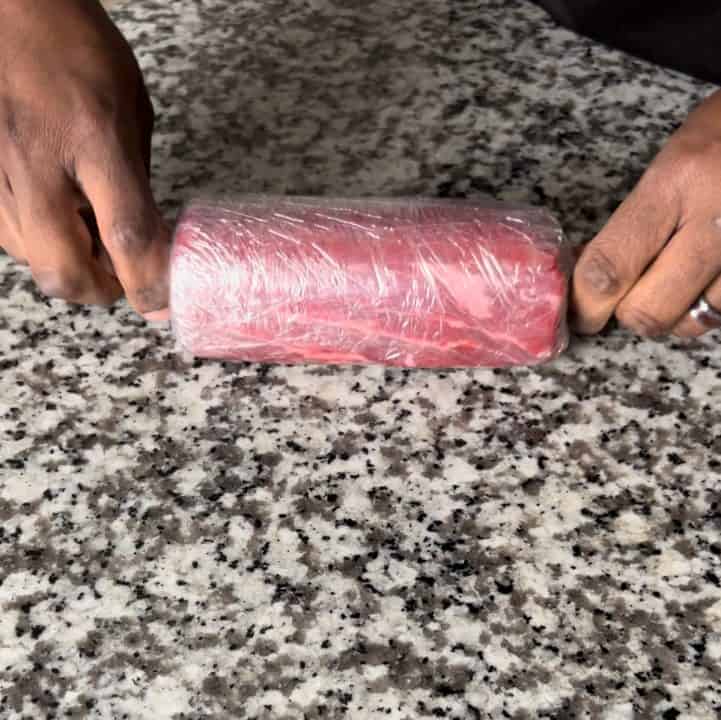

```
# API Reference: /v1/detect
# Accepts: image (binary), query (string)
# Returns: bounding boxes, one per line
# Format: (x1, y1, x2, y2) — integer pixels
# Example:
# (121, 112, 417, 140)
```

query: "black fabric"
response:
(532, 0, 721, 85)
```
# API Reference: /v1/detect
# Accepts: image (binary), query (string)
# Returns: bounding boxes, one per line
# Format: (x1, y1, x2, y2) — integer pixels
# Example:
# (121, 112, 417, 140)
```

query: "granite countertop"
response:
(2, 1, 721, 718)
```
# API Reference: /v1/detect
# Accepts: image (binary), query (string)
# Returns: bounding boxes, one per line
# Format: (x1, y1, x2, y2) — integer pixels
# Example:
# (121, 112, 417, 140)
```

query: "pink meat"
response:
(170, 197, 571, 368)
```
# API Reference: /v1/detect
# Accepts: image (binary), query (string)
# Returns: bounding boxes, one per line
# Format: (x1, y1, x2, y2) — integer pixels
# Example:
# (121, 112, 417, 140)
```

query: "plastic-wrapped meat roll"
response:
(170, 196, 571, 368)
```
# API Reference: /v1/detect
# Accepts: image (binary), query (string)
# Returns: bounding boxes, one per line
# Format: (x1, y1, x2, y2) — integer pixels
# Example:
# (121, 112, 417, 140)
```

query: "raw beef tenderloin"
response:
(170, 196, 571, 368)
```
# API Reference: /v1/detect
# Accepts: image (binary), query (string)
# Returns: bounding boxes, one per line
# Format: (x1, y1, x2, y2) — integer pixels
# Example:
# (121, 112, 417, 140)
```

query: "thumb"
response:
(75, 139, 170, 319)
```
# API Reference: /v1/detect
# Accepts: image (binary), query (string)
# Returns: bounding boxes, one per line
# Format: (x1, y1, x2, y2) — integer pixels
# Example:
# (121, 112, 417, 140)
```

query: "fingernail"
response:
(583, 264, 616, 295)
(144, 308, 170, 323)
(578, 251, 621, 296)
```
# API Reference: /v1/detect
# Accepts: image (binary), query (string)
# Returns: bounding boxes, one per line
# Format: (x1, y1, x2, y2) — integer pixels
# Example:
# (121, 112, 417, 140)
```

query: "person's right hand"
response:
(571, 89, 721, 340)
(0, 0, 169, 320)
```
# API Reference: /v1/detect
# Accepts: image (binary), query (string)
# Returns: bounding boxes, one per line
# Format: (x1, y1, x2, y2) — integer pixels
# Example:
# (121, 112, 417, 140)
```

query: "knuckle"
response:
(79, 84, 118, 122)
(33, 268, 86, 301)
(74, 107, 110, 144)
(72, 92, 119, 146)
(616, 304, 666, 337)
(674, 139, 721, 181)
(577, 246, 623, 296)
(687, 234, 717, 275)
(1, 101, 67, 168)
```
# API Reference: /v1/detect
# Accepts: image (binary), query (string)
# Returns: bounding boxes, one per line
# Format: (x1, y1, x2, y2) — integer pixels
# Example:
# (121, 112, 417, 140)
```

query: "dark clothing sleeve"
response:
(532, 0, 721, 85)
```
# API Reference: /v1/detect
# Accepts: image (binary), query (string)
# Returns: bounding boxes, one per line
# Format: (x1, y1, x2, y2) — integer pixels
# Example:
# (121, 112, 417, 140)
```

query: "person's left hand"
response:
(572, 89, 721, 338)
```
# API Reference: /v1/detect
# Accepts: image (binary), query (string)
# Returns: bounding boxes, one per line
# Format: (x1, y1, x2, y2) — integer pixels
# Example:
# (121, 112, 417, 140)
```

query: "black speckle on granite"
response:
(1, 0, 721, 718)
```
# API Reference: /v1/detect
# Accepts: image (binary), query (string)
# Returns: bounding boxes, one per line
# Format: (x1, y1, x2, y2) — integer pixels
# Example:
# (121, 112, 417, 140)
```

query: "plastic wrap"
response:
(170, 196, 571, 368)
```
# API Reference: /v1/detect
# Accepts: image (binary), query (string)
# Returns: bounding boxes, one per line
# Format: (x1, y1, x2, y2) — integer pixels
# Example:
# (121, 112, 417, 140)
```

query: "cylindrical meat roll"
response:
(170, 196, 571, 368)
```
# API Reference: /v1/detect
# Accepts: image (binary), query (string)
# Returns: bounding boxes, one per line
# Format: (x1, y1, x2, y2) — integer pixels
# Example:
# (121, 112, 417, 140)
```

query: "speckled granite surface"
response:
(2, 1, 721, 718)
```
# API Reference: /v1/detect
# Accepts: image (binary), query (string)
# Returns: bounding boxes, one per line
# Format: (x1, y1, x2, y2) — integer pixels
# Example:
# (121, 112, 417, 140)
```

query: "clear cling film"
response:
(169, 196, 571, 369)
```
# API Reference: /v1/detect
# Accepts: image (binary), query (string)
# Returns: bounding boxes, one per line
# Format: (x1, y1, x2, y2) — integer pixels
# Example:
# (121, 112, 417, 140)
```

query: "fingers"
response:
(672, 217, 721, 337)
(571, 171, 681, 334)
(75, 139, 170, 319)
(11, 167, 122, 305)
(614, 217, 721, 336)
(672, 278, 721, 337)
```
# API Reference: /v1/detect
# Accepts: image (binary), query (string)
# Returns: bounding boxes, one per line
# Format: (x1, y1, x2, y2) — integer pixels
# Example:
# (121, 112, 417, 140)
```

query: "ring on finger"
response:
(689, 294, 721, 329)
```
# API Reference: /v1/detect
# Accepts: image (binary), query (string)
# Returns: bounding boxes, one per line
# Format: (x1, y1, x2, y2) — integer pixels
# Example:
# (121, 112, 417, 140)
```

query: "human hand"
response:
(572, 89, 721, 338)
(0, 0, 169, 320)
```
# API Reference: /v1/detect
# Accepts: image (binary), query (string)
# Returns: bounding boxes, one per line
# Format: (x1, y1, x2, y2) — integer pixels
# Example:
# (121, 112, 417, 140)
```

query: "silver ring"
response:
(689, 295, 721, 329)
